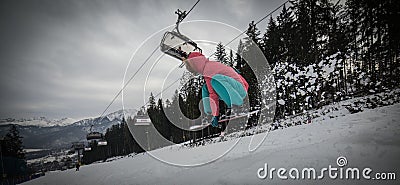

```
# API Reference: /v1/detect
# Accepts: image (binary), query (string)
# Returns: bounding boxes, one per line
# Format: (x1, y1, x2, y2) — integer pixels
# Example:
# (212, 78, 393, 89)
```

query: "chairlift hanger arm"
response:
(95, 1, 201, 127)
(174, 0, 200, 33)
(175, 9, 187, 25)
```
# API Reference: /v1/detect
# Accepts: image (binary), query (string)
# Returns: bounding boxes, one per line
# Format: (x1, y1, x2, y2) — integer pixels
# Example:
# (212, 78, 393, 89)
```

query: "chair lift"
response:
(133, 111, 152, 126)
(86, 125, 103, 140)
(160, 0, 202, 65)
(132, 112, 152, 150)
(86, 125, 107, 146)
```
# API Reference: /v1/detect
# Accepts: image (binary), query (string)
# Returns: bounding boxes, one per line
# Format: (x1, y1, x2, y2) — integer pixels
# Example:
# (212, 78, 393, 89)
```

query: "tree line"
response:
(264, 0, 399, 119)
(82, 117, 144, 164)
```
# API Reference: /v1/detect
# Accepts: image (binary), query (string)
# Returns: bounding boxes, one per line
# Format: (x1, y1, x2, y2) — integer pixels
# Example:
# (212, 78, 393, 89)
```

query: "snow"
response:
(28, 156, 58, 165)
(298, 89, 306, 96)
(277, 99, 285, 105)
(27, 150, 77, 165)
(23, 103, 400, 185)
(24, 149, 48, 153)
(321, 60, 336, 79)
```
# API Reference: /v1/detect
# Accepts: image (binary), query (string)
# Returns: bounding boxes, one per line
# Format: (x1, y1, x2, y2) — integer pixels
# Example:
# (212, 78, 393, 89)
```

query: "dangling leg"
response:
(211, 74, 247, 133)
(201, 84, 212, 115)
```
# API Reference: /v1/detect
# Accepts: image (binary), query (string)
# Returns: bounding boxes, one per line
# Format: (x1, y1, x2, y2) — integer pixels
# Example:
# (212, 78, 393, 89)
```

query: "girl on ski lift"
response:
(182, 52, 249, 127)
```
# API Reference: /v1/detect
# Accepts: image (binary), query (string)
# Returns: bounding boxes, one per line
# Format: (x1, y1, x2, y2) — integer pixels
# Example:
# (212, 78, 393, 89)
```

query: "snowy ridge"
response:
(70, 108, 137, 127)
(0, 109, 137, 128)
(0, 117, 77, 127)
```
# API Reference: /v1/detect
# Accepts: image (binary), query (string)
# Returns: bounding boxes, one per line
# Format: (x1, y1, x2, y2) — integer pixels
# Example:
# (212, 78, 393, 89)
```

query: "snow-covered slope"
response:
(24, 103, 400, 185)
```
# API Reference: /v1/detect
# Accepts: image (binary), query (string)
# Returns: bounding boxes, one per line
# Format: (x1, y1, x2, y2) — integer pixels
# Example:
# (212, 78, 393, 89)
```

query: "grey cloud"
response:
(0, 0, 286, 119)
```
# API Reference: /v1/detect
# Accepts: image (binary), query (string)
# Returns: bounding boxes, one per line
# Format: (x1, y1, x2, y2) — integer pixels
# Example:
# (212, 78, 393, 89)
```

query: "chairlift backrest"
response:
(72, 142, 85, 150)
(86, 132, 103, 140)
(98, 140, 107, 146)
(133, 115, 151, 126)
(160, 31, 202, 61)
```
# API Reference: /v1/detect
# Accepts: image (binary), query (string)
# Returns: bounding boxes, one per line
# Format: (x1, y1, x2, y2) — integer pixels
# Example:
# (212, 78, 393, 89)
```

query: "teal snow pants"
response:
(202, 74, 247, 115)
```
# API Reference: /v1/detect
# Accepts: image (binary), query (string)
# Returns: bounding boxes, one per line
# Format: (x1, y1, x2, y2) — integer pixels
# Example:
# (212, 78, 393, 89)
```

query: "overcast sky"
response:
(0, 0, 286, 119)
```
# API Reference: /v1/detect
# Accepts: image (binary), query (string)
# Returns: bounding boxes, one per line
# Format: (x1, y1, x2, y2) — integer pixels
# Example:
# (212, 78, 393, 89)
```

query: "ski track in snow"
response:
(24, 104, 400, 185)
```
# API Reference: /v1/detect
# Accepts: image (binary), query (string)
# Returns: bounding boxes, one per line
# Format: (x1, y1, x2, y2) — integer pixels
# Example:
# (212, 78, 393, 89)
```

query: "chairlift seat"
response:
(160, 31, 201, 61)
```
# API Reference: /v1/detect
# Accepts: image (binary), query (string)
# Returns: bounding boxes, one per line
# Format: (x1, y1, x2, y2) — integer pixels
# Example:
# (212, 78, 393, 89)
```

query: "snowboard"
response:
(189, 109, 262, 130)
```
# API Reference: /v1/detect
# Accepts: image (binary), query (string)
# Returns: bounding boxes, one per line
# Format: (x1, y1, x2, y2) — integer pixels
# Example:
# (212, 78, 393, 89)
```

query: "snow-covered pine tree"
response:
(214, 42, 228, 65)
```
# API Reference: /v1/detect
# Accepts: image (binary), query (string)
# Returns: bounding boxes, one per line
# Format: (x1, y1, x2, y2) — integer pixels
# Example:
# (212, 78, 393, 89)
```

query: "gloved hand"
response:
(211, 116, 219, 127)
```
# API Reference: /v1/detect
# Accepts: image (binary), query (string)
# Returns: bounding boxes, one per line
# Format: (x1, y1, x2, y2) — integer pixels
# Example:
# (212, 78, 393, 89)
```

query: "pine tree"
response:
(246, 21, 261, 44)
(215, 42, 228, 64)
(148, 93, 156, 111)
(277, 4, 295, 63)
(3, 124, 25, 159)
(228, 49, 234, 67)
(263, 16, 281, 67)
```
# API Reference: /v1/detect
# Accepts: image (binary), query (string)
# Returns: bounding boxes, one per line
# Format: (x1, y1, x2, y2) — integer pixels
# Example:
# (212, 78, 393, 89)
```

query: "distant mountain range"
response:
(0, 117, 77, 127)
(0, 109, 137, 149)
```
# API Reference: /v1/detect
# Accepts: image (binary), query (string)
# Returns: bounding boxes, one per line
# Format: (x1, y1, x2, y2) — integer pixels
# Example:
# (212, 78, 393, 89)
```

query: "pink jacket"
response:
(187, 52, 249, 116)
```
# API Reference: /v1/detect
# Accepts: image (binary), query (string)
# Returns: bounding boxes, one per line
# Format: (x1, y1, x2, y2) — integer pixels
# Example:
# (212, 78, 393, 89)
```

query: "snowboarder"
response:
(75, 162, 80, 171)
(182, 52, 249, 128)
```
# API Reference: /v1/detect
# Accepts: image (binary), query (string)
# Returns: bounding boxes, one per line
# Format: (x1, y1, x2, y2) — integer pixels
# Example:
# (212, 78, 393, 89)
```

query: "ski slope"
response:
(24, 103, 400, 185)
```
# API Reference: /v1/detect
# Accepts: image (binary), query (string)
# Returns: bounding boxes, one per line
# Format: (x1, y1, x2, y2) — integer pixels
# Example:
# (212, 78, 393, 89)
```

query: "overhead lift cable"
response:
(98, 0, 289, 120)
